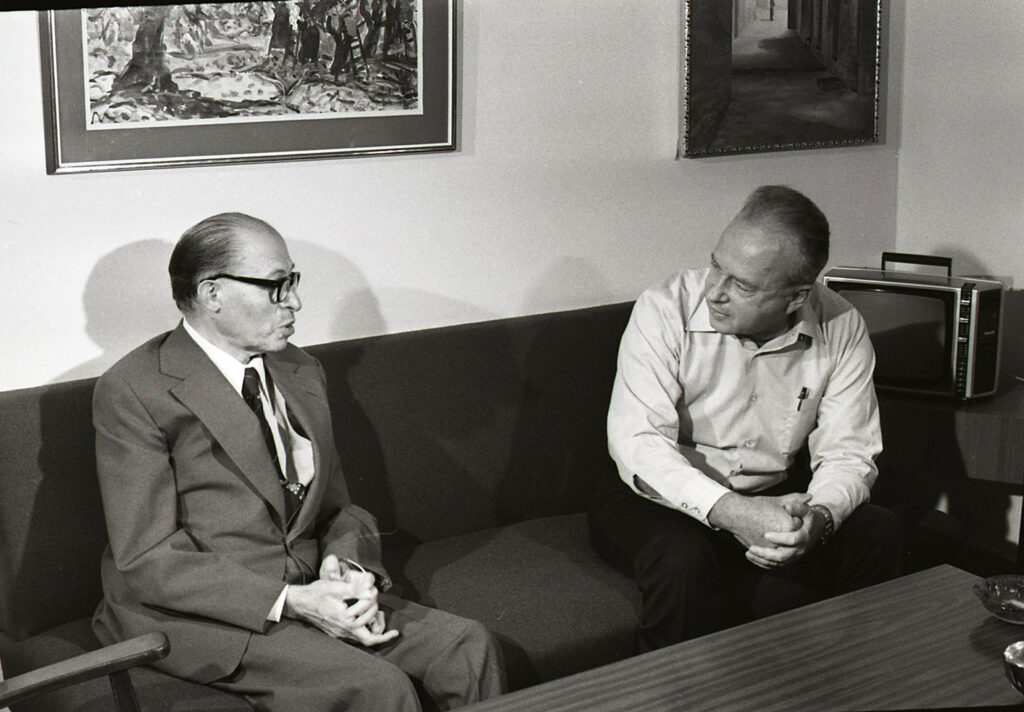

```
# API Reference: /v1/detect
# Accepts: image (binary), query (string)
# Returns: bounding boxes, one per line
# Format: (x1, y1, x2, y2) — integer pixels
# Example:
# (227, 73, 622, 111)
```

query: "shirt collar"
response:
(182, 318, 267, 396)
(686, 294, 715, 333)
(791, 295, 823, 344)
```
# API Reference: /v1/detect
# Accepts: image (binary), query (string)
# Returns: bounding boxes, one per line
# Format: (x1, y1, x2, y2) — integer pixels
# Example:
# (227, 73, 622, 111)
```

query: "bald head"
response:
(169, 212, 282, 312)
(730, 185, 830, 285)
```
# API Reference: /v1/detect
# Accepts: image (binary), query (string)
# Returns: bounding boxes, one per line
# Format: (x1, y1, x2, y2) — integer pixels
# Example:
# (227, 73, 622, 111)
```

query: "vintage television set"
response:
(822, 253, 1004, 400)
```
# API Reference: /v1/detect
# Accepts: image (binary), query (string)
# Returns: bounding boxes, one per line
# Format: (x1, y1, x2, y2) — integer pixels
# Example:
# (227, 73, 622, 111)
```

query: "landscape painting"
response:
(681, 0, 881, 158)
(85, 2, 421, 128)
(40, 1, 455, 173)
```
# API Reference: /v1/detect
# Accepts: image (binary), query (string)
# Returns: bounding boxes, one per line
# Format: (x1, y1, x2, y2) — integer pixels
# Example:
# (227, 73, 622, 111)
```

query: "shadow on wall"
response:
(53, 240, 180, 383)
(519, 256, 616, 316)
(332, 288, 494, 342)
(288, 239, 385, 345)
(53, 237, 387, 384)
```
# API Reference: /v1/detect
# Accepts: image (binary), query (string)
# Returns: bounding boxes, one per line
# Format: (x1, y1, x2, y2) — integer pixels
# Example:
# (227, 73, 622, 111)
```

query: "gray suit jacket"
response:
(92, 323, 386, 683)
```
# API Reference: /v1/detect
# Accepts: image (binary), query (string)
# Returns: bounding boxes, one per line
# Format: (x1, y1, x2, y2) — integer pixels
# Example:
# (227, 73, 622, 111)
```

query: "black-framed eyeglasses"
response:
(205, 271, 301, 304)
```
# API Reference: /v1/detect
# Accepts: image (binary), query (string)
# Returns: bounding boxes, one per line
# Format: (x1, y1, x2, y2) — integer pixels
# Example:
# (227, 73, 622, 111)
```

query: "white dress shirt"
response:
(607, 269, 881, 529)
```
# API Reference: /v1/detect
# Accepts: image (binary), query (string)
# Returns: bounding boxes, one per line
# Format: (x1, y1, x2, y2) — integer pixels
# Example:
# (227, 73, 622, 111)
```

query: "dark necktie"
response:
(241, 366, 304, 522)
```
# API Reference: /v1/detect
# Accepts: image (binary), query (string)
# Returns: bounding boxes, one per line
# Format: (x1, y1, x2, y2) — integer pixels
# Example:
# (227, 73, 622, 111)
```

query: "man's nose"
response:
(283, 288, 302, 311)
(706, 272, 728, 302)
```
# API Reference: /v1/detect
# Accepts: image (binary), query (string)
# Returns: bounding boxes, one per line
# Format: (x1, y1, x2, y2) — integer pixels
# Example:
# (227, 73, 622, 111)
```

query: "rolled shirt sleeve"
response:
(607, 282, 732, 524)
(804, 300, 881, 526)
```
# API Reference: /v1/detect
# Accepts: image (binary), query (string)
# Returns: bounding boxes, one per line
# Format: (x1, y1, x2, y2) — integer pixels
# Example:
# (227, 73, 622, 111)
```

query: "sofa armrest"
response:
(0, 631, 168, 709)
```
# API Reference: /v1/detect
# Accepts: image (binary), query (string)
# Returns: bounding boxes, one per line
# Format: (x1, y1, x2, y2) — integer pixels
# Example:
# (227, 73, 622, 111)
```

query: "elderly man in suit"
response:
(92, 213, 505, 711)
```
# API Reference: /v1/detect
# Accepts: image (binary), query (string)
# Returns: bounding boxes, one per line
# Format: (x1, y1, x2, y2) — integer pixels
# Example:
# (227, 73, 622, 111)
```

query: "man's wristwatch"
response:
(810, 505, 834, 545)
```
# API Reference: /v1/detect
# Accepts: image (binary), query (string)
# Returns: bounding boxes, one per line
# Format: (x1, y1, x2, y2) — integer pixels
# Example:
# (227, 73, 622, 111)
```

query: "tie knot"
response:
(242, 367, 262, 407)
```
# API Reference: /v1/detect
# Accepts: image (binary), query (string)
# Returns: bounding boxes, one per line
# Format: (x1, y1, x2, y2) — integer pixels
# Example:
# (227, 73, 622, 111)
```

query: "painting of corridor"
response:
(681, 0, 881, 157)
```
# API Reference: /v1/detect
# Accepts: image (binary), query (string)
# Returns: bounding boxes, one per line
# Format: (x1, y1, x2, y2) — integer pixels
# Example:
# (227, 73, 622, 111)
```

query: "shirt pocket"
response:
(775, 387, 823, 458)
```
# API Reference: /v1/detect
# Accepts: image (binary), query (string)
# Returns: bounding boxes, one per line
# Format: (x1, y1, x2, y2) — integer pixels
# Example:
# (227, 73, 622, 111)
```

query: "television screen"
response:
(838, 288, 950, 383)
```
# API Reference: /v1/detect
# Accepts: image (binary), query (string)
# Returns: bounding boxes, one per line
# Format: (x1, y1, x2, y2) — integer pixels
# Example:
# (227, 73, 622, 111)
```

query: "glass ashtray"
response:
(974, 575, 1024, 624)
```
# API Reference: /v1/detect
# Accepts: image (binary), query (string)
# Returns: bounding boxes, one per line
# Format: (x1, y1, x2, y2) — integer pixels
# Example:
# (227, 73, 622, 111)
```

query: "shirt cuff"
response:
(807, 481, 864, 528)
(630, 471, 731, 526)
(267, 585, 288, 623)
(697, 486, 732, 528)
(684, 482, 732, 526)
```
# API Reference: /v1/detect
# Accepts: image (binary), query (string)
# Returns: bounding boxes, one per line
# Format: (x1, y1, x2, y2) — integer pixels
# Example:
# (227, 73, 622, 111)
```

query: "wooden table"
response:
(463, 565, 1024, 711)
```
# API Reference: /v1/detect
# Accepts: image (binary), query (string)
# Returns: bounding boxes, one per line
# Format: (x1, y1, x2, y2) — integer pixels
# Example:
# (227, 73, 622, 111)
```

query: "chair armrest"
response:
(0, 631, 169, 708)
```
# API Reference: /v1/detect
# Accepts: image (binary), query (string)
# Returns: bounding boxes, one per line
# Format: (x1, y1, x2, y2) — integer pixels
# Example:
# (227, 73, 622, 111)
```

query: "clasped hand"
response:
(284, 554, 399, 646)
(708, 492, 820, 570)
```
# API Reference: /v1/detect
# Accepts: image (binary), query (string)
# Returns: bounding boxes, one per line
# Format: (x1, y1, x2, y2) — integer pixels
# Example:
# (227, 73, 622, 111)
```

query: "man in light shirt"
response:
(590, 186, 902, 651)
(92, 213, 505, 711)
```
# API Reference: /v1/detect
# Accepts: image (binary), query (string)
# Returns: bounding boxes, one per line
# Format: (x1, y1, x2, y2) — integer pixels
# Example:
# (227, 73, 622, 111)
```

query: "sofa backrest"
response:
(0, 302, 632, 641)
(0, 377, 105, 640)
(308, 302, 631, 547)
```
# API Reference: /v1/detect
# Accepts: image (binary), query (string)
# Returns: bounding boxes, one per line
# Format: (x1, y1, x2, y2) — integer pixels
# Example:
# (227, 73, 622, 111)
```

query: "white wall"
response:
(0, 0, 900, 392)
(894, 1, 1024, 285)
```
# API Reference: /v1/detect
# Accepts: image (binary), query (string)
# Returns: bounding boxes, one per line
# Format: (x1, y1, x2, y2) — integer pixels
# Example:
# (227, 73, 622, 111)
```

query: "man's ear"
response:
(785, 284, 813, 315)
(195, 279, 222, 313)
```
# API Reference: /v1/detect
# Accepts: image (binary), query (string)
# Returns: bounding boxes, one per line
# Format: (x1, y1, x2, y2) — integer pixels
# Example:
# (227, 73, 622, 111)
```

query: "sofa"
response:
(0, 302, 643, 711)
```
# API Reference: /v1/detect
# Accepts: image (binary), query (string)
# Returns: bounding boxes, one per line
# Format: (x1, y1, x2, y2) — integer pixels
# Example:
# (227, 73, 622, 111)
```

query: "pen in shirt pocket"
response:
(796, 387, 809, 411)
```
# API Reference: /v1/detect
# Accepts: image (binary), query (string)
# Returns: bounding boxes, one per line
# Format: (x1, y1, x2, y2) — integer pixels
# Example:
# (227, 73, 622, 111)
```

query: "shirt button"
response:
(745, 439, 756, 448)
(750, 393, 758, 403)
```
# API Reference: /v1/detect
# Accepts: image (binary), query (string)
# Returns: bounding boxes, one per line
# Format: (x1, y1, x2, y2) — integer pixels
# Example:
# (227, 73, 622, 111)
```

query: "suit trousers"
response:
(209, 594, 506, 712)
(588, 478, 903, 652)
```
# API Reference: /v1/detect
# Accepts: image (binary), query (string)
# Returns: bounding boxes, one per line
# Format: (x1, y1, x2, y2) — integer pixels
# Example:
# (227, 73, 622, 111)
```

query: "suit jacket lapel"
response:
(266, 354, 332, 537)
(159, 324, 289, 526)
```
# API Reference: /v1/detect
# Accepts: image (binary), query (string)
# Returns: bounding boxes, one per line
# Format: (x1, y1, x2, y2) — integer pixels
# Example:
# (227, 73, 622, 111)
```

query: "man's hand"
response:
(707, 491, 811, 550)
(283, 555, 399, 646)
(746, 502, 827, 569)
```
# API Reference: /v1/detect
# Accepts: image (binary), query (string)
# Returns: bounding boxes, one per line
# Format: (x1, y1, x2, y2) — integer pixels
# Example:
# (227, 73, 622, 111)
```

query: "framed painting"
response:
(40, 1, 455, 174)
(680, 0, 881, 158)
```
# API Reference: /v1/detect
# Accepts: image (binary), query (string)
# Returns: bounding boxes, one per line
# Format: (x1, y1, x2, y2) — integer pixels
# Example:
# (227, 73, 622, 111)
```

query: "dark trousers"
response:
(588, 478, 903, 652)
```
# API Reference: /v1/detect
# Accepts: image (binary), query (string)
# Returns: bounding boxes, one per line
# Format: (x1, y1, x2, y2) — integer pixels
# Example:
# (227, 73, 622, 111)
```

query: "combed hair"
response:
(168, 212, 280, 311)
(735, 185, 830, 284)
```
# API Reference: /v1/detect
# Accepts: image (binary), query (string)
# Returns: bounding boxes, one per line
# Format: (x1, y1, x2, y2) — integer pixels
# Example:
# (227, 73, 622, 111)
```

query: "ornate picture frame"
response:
(39, 1, 455, 174)
(680, 0, 881, 158)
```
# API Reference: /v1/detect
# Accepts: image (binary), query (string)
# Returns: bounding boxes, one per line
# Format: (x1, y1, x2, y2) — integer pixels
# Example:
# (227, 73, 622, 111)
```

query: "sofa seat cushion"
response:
(387, 513, 642, 690)
(2, 619, 249, 712)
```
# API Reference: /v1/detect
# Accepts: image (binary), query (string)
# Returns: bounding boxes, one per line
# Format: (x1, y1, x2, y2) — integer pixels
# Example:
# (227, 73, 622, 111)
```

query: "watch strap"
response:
(810, 504, 834, 545)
